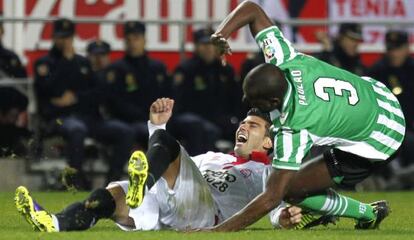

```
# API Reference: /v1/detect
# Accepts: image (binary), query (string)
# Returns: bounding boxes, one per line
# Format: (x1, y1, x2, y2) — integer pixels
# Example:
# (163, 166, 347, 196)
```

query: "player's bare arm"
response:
(212, 168, 296, 231)
(211, 1, 273, 60)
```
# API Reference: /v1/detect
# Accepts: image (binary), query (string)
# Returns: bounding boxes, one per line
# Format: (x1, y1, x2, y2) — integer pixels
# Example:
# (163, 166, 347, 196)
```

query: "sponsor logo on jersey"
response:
(239, 168, 252, 178)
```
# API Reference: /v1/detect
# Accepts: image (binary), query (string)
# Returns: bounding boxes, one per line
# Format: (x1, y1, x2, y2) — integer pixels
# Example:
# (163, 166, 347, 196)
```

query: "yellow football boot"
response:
(126, 151, 149, 208)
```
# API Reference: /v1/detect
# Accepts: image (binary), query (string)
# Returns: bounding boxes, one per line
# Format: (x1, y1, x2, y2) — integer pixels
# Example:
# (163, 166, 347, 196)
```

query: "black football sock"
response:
(55, 188, 116, 231)
(145, 129, 180, 188)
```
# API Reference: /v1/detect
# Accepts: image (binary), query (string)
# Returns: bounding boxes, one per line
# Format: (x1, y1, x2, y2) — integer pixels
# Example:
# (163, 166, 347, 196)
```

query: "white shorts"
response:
(107, 147, 218, 231)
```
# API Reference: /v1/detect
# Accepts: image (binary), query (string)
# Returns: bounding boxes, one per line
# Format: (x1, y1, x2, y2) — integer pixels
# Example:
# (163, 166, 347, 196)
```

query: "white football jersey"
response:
(192, 151, 271, 221)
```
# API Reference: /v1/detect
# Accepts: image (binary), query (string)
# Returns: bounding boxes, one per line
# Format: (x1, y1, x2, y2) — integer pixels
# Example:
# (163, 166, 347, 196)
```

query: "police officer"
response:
(104, 21, 169, 147)
(172, 28, 240, 153)
(0, 20, 29, 156)
(368, 30, 414, 176)
(34, 18, 134, 188)
(315, 23, 366, 75)
(86, 40, 111, 80)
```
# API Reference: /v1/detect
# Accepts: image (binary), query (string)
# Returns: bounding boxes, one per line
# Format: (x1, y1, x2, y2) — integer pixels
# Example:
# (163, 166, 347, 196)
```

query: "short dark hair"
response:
(246, 108, 273, 154)
(243, 63, 288, 102)
(246, 108, 272, 137)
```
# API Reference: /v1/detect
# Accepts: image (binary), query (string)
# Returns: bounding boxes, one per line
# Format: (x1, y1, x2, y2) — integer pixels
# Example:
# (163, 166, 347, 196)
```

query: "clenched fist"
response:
(149, 98, 174, 125)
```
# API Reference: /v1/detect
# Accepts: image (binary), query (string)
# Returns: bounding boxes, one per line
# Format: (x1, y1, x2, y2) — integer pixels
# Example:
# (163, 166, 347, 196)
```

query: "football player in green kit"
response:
(208, 0, 405, 232)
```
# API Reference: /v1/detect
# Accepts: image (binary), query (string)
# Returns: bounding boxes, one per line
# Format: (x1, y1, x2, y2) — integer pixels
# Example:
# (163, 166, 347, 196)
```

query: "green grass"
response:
(0, 191, 413, 239)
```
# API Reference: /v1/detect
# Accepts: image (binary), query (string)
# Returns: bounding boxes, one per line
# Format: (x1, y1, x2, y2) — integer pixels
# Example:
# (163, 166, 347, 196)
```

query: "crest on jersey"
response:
(264, 44, 275, 59)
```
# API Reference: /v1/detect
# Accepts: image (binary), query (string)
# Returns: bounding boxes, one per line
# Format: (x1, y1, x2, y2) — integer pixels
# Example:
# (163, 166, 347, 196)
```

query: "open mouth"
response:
(236, 132, 248, 144)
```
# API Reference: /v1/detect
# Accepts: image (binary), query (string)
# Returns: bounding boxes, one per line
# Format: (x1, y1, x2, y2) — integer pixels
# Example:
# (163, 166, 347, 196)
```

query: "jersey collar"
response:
(230, 151, 270, 165)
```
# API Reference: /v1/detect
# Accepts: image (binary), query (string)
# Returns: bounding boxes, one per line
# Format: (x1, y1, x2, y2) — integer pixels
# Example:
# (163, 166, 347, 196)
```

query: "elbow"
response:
(241, 1, 262, 12)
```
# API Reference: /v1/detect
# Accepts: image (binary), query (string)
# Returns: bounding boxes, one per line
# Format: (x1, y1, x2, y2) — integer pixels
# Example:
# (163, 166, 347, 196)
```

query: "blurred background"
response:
(0, 0, 413, 191)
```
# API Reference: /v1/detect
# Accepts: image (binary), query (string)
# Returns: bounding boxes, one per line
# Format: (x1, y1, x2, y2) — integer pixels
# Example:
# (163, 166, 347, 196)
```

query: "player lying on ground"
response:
(206, 1, 405, 232)
(15, 98, 327, 232)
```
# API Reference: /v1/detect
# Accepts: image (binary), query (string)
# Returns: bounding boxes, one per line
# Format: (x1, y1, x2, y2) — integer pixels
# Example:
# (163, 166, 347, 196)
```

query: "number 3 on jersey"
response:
(314, 77, 359, 105)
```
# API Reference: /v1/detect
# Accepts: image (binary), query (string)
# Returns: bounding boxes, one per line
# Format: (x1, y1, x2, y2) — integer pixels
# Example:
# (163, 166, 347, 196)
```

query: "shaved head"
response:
(243, 63, 288, 111)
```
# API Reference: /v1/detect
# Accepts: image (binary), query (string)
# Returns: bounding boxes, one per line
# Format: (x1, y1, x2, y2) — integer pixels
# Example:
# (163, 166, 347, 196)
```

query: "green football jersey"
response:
(255, 26, 405, 171)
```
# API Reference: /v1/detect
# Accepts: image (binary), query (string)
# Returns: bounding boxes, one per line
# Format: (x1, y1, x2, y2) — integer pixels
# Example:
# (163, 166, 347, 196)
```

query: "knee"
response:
(148, 129, 180, 161)
(84, 188, 116, 219)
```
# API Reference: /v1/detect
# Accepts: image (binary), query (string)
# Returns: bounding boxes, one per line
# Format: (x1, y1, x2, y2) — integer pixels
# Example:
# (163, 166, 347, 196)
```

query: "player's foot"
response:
(126, 151, 149, 208)
(15, 186, 57, 232)
(355, 200, 390, 230)
(294, 212, 338, 230)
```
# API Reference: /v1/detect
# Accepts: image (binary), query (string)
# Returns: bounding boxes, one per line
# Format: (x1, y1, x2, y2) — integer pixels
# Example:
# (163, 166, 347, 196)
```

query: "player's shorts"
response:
(107, 147, 218, 231)
(323, 148, 393, 189)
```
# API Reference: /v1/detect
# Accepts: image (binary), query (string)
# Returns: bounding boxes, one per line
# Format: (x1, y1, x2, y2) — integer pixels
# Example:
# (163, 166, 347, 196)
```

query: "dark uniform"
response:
(104, 21, 169, 147)
(171, 28, 241, 153)
(315, 23, 366, 76)
(368, 30, 414, 171)
(86, 40, 111, 82)
(0, 23, 29, 156)
(34, 19, 134, 186)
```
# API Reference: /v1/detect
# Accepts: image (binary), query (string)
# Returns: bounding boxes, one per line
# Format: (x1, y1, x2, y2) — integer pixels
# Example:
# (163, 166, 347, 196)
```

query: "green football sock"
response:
(297, 189, 375, 221)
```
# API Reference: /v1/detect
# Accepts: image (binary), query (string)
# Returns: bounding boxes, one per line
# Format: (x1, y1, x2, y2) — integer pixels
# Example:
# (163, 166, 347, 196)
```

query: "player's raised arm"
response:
(149, 98, 174, 126)
(212, 1, 298, 66)
(214, 1, 272, 38)
(211, 1, 273, 59)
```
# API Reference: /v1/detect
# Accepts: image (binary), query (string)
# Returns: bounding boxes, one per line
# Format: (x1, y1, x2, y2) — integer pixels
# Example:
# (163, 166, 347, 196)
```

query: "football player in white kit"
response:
(15, 98, 308, 232)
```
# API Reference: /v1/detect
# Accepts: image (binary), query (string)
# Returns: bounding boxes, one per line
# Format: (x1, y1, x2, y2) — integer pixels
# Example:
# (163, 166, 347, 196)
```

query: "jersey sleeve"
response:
(272, 128, 313, 170)
(255, 26, 298, 66)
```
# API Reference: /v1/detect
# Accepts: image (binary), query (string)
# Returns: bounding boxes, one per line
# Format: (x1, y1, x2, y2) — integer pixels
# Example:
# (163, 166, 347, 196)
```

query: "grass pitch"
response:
(0, 191, 413, 240)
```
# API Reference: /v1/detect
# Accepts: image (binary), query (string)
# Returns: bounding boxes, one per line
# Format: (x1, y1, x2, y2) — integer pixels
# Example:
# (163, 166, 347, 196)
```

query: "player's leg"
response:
(15, 185, 121, 232)
(107, 185, 135, 227)
(151, 143, 218, 230)
(126, 129, 181, 208)
(127, 128, 217, 229)
(284, 149, 387, 229)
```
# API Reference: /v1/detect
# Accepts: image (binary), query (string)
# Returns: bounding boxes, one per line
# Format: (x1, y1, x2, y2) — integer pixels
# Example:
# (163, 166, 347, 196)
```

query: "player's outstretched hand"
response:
(149, 98, 174, 125)
(210, 33, 232, 66)
(279, 206, 303, 229)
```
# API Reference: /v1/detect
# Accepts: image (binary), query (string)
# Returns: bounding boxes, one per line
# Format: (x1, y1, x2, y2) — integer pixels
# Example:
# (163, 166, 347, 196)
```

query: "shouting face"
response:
(234, 115, 272, 158)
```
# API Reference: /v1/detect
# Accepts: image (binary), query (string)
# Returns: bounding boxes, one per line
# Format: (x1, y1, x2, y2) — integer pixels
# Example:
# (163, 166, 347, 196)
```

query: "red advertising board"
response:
(1, 0, 412, 75)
